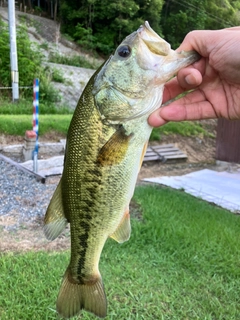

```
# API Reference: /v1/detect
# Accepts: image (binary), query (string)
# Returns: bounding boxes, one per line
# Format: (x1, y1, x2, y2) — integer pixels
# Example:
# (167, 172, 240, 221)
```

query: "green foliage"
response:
(0, 20, 11, 89)
(204, 0, 239, 29)
(57, 0, 239, 55)
(48, 52, 100, 69)
(59, 0, 164, 55)
(161, 0, 240, 48)
(161, 0, 207, 48)
(74, 23, 97, 51)
(0, 18, 61, 103)
(0, 185, 240, 318)
(50, 67, 65, 83)
(0, 19, 42, 90)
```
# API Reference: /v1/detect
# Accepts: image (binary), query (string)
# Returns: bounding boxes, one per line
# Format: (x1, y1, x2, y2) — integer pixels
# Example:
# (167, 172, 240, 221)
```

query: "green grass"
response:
(0, 98, 73, 136)
(0, 111, 213, 140)
(0, 99, 214, 140)
(150, 121, 215, 141)
(0, 185, 239, 319)
(0, 114, 72, 136)
(48, 52, 101, 70)
(0, 99, 72, 115)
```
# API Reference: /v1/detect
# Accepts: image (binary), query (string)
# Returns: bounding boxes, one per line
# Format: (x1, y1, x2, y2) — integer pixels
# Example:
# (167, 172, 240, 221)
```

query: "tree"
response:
(161, 0, 207, 48)
(136, 0, 164, 36)
(203, 0, 239, 29)
(161, 0, 240, 49)
(59, 0, 165, 55)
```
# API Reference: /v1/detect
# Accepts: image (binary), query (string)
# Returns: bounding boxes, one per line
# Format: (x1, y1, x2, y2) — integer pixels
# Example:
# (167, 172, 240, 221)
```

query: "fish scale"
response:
(44, 21, 200, 319)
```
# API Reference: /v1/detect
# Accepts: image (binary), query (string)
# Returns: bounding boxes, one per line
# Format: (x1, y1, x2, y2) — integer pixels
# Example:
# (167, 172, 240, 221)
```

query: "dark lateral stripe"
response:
(76, 220, 91, 282)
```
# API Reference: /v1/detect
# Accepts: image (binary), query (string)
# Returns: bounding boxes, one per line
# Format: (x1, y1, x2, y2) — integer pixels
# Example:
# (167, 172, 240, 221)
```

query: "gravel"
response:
(0, 158, 59, 231)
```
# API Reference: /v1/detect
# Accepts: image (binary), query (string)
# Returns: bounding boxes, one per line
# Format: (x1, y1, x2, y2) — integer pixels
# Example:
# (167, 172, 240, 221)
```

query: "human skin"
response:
(148, 27, 240, 127)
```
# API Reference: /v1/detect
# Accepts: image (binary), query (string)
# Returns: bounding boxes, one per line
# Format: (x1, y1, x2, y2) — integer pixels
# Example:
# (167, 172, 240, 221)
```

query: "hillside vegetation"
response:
(1, 0, 240, 103)
(0, 4, 218, 140)
(58, 0, 240, 53)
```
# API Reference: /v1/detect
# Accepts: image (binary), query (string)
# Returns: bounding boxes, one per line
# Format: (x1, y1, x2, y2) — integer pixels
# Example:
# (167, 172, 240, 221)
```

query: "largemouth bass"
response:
(44, 21, 199, 319)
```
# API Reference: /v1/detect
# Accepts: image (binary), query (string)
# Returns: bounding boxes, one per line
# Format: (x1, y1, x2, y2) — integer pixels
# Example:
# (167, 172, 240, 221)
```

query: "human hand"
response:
(148, 27, 240, 127)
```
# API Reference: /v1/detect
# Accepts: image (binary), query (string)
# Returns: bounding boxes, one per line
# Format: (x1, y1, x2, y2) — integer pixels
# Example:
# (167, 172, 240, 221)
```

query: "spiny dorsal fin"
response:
(57, 268, 107, 318)
(44, 178, 68, 240)
(97, 126, 133, 166)
(110, 207, 131, 243)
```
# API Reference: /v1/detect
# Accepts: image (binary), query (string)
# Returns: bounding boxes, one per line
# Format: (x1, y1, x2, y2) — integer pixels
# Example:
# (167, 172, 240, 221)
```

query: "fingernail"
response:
(185, 74, 194, 85)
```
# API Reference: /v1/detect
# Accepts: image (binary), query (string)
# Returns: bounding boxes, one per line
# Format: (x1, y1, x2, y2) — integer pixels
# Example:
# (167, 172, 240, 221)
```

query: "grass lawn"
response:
(0, 114, 213, 141)
(150, 121, 215, 140)
(0, 185, 239, 319)
(0, 98, 215, 140)
(0, 114, 72, 136)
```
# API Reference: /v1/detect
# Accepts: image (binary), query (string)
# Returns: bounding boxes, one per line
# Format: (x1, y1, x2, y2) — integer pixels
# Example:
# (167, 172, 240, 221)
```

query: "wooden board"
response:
(0, 153, 46, 183)
(143, 144, 187, 162)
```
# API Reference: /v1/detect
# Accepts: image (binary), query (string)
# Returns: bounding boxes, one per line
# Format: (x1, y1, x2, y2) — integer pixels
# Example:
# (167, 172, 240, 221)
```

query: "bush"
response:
(0, 18, 60, 103)
(48, 52, 99, 69)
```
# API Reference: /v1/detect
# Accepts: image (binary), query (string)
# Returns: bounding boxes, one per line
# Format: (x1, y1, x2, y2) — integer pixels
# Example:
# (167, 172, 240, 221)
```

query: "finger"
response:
(162, 66, 203, 104)
(148, 88, 218, 127)
(177, 67, 202, 89)
(177, 30, 214, 56)
(170, 89, 207, 106)
(162, 77, 183, 103)
(148, 109, 168, 127)
(159, 102, 217, 122)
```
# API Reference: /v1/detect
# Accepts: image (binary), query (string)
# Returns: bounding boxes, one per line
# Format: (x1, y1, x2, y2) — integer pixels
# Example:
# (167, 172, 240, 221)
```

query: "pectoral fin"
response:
(97, 126, 133, 166)
(110, 208, 131, 243)
(44, 178, 68, 240)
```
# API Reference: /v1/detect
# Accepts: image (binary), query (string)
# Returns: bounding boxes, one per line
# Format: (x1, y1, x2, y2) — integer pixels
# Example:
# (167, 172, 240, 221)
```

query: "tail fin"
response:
(56, 268, 107, 319)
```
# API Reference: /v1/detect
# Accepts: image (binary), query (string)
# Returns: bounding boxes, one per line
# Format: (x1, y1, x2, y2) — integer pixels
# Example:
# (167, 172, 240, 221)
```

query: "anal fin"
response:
(44, 178, 68, 240)
(110, 207, 131, 243)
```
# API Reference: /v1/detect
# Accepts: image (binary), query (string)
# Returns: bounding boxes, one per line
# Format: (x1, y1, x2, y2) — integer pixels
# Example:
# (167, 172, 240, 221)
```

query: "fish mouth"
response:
(137, 21, 171, 56)
(137, 21, 200, 84)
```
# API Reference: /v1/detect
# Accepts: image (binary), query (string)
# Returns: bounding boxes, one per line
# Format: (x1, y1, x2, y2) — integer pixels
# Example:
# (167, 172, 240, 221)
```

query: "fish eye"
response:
(117, 45, 131, 58)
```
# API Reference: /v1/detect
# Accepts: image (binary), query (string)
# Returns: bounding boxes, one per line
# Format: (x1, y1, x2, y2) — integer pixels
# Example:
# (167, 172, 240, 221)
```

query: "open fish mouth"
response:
(137, 21, 171, 56)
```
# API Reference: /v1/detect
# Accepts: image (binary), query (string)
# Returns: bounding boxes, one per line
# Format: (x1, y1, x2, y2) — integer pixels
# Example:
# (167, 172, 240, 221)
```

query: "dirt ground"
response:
(0, 119, 218, 253)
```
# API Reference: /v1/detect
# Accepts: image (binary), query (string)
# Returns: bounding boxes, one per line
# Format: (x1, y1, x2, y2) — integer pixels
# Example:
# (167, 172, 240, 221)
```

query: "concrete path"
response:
(144, 169, 240, 213)
(21, 155, 64, 177)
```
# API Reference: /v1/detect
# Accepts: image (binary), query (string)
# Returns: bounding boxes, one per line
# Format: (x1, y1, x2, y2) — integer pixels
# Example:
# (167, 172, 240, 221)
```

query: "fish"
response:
(44, 21, 200, 319)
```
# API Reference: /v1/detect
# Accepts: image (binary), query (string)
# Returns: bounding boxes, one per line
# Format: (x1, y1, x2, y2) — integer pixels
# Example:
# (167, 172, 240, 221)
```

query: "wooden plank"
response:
(0, 153, 46, 183)
(151, 147, 180, 152)
(159, 151, 186, 156)
(144, 144, 187, 162)
(144, 154, 187, 160)
(164, 154, 187, 159)
(146, 145, 175, 151)
(144, 156, 159, 161)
